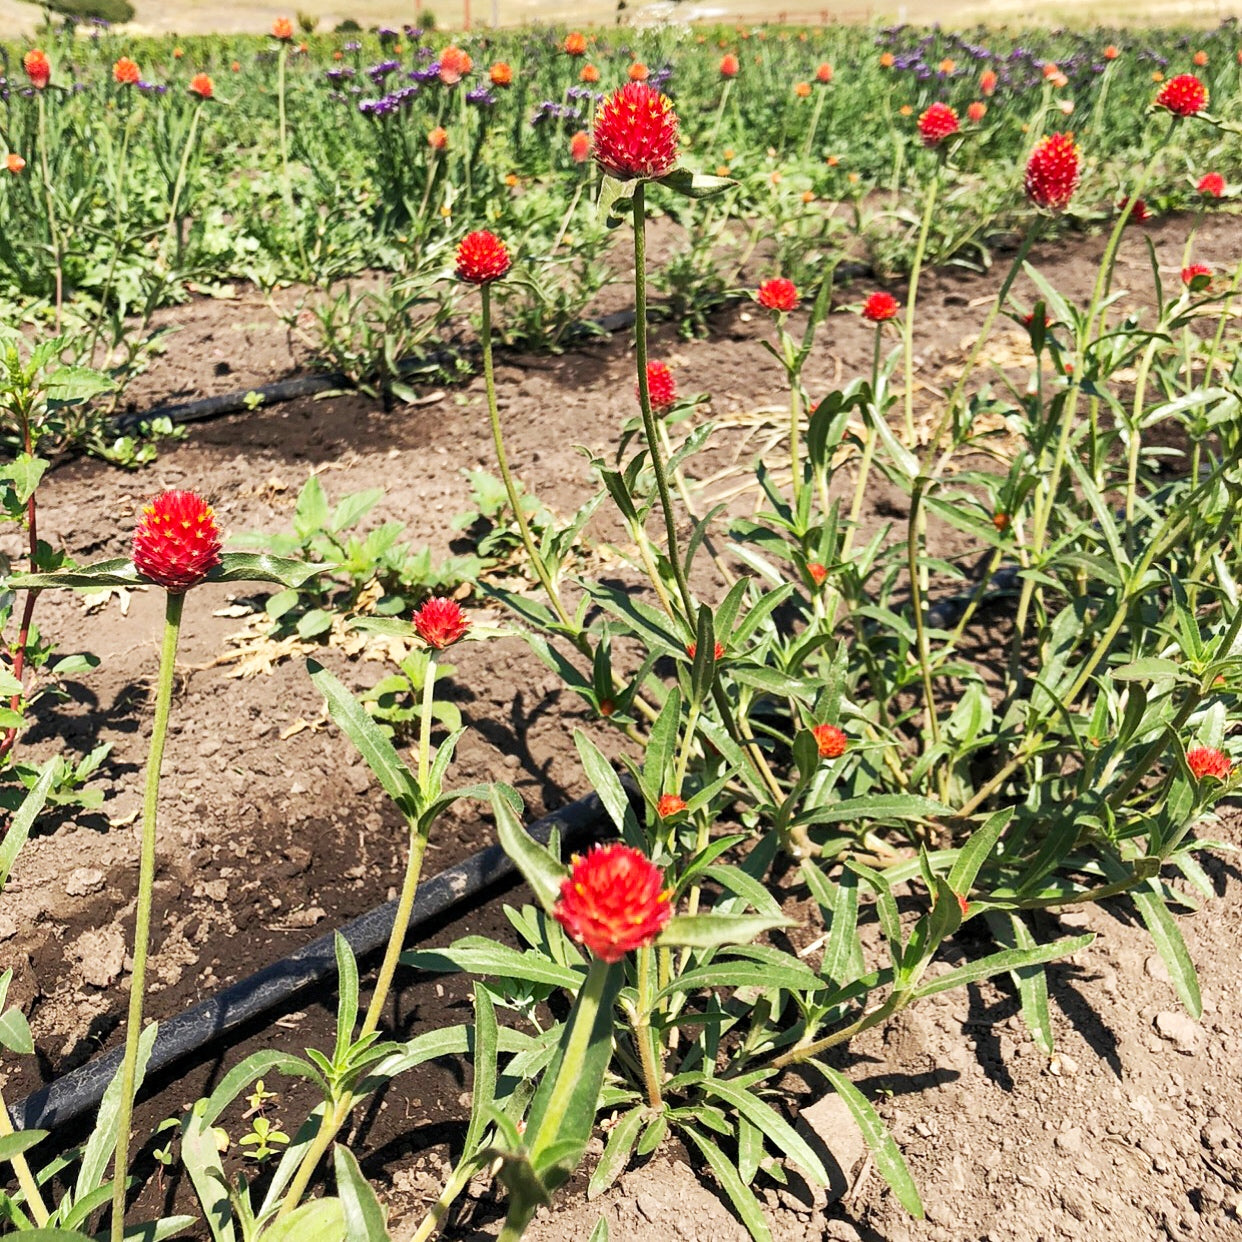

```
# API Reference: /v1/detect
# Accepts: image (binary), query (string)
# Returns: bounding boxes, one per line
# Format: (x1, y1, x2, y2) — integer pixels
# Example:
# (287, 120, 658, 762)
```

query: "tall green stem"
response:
(110, 591, 184, 1242)
(481, 286, 573, 630)
(901, 165, 940, 443)
(165, 103, 203, 265)
(633, 182, 695, 624)
(0, 1081, 49, 1226)
(633, 945, 664, 1110)
(35, 93, 63, 332)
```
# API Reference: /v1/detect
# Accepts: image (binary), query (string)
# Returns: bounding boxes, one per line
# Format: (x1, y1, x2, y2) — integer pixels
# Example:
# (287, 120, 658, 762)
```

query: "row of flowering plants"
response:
(1, 25, 1241, 1242)
(0, 18, 1240, 406)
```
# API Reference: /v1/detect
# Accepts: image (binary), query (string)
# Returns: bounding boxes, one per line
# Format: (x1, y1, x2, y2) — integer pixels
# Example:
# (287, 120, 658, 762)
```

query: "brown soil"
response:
(3, 212, 1242, 1242)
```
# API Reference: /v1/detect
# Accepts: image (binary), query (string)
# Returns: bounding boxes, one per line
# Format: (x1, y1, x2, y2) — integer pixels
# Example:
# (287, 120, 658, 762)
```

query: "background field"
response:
(1, 0, 1236, 36)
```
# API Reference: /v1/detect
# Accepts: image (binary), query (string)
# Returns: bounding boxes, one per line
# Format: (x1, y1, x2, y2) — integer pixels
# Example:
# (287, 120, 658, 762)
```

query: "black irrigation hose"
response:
(10, 790, 616, 1134)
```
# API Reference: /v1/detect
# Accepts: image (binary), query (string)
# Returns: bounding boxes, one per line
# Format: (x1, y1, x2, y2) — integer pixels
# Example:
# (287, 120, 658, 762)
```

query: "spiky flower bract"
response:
(1025, 133, 1081, 211)
(757, 278, 798, 312)
(23, 49, 50, 89)
(188, 73, 214, 99)
(917, 102, 959, 146)
(592, 81, 679, 182)
(553, 843, 672, 963)
(861, 291, 900, 322)
(412, 597, 469, 649)
(456, 230, 511, 285)
(132, 491, 222, 592)
(642, 361, 677, 411)
(811, 724, 848, 759)
(271, 16, 294, 40)
(1182, 264, 1212, 289)
(1187, 747, 1231, 781)
(1198, 171, 1225, 197)
(656, 793, 687, 818)
(113, 57, 140, 86)
(1155, 74, 1208, 116)
(719, 53, 739, 78)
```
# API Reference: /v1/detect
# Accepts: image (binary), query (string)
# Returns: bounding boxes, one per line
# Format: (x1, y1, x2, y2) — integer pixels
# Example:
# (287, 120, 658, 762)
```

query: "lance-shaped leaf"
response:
(657, 168, 737, 199)
(9, 553, 327, 592)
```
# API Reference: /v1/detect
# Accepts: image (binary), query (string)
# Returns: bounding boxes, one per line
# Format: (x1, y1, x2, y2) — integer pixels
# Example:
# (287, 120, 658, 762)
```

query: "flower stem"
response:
(481, 286, 574, 631)
(109, 591, 184, 1242)
(633, 945, 664, 1111)
(166, 103, 203, 265)
(901, 164, 940, 443)
(0, 1081, 49, 1226)
(633, 182, 695, 624)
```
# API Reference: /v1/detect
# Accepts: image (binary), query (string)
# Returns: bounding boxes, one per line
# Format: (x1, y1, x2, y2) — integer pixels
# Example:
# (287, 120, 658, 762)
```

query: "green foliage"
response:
(32, 0, 134, 22)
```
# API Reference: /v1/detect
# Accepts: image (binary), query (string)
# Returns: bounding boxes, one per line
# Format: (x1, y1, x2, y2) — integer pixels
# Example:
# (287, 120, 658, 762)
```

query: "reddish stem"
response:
(0, 421, 40, 764)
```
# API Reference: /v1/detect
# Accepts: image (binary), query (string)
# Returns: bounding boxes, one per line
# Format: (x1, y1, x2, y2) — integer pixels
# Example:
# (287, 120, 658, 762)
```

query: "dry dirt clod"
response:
(1153, 1011, 1199, 1054)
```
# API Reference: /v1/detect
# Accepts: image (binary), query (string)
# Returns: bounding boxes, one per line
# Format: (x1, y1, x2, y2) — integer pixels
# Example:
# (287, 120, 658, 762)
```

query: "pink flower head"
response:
(641, 361, 677, 411)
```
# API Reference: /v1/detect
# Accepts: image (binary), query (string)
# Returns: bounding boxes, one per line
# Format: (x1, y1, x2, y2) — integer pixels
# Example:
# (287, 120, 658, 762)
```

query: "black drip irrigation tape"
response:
(10, 790, 615, 1134)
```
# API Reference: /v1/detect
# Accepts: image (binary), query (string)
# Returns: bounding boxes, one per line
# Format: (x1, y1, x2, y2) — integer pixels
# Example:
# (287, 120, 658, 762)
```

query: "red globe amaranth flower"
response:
(793, 81, 812, 98)
(1193, 49, 1209, 67)
(1155, 74, 1208, 116)
(438, 45, 473, 85)
(271, 16, 294, 40)
(1024, 133, 1081, 212)
(816, 62, 833, 83)
(564, 31, 588, 56)
(569, 130, 590, 163)
(455, 230, 511, 285)
(1182, 263, 1212, 289)
(980, 68, 997, 95)
(1198, 171, 1225, 197)
(592, 82, 679, 182)
(719, 53, 740, 78)
(641, 361, 677, 411)
(428, 127, 448, 150)
(629, 62, 650, 82)
(132, 491, 222, 592)
(879, 51, 894, 68)
(554, 844, 671, 963)
(917, 102, 959, 146)
(113, 57, 140, 85)
(1186, 747, 1231, 781)
(188, 73, 214, 99)
(1118, 196, 1149, 223)
(807, 562, 827, 586)
(992, 512, 1010, 531)
(23, 49, 50, 89)
(5, 154, 25, 175)
(489, 61, 512, 87)
(686, 640, 726, 661)
(967, 101, 987, 123)
(757, 278, 798, 312)
(656, 793, 687, 817)
(580, 63, 600, 84)
(862, 291, 900, 322)
(1103, 45, 1119, 60)
(412, 597, 469, 648)
(811, 723, 848, 759)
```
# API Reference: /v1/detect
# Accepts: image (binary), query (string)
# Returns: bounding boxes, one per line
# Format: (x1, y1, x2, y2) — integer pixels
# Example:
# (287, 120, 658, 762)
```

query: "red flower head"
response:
(428, 126, 448, 150)
(592, 82, 679, 182)
(1182, 263, 1212, 290)
(641, 361, 677, 411)
(1198, 171, 1225, 197)
(861, 291, 900, 322)
(816, 62, 833, 83)
(23, 49, 50, 90)
(113, 57, 140, 86)
(412, 597, 469, 648)
(489, 61, 512, 86)
(879, 51, 894, 68)
(5, 154, 25, 175)
(569, 130, 590, 163)
(438, 45, 473, 85)
(1118, 196, 1149, 223)
(1193, 49, 1209, 67)
(917, 102, 959, 146)
(757, 277, 798, 312)
(455, 230, 510, 284)
(1155, 74, 1208, 116)
(794, 81, 812, 98)
(629, 62, 649, 82)
(188, 73, 214, 100)
(656, 793, 687, 817)
(967, 101, 986, 123)
(811, 723, 848, 759)
(272, 16, 294, 40)
(685, 640, 726, 661)
(580, 63, 600, 83)
(720, 53, 740, 78)
(132, 490, 222, 592)
(553, 843, 672, 962)
(980, 68, 998, 95)
(807, 562, 827, 586)
(1103, 44, 1119, 60)
(564, 31, 588, 56)
(1024, 133, 1081, 212)
(1186, 746, 1231, 781)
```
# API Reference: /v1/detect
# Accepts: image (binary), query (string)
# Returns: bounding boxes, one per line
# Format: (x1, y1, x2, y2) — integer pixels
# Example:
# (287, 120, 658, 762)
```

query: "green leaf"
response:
(697, 1079, 829, 1186)
(794, 795, 951, 827)
(657, 168, 737, 199)
(588, 1106, 643, 1199)
(0, 1002, 33, 1057)
(0, 1131, 46, 1163)
(1131, 880, 1202, 1018)
(258, 1198, 346, 1242)
(308, 660, 420, 821)
(333, 934, 360, 1065)
(656, 913, 791, 952)
(107, 1216, 200, 1241)
(680, 1126, 772, 1242)
(200, 1050, 327, 1128)
(333, 1145, 389, 1240)
(491, 787, 565, 914)
(912, 935, 1093, 999)
(811, 1064, 923, 1218)
(985, 912, 1054, 1057)
(587, 1219, 609, 1242)
(44, 365, 114, 402)
(212, 553, 327, 588)
(462, 986, 499, 1158)
(801, 861, 861, 988)
(179, 1105, 235, 1242)
(8, 558, 140, 590)
(946, 809, 1011, 901)
(8, 455, 47, 506)
(574, 732, 642, 848)
(653, 955, 822, 1004)
(9, 1230, 93, 1241)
